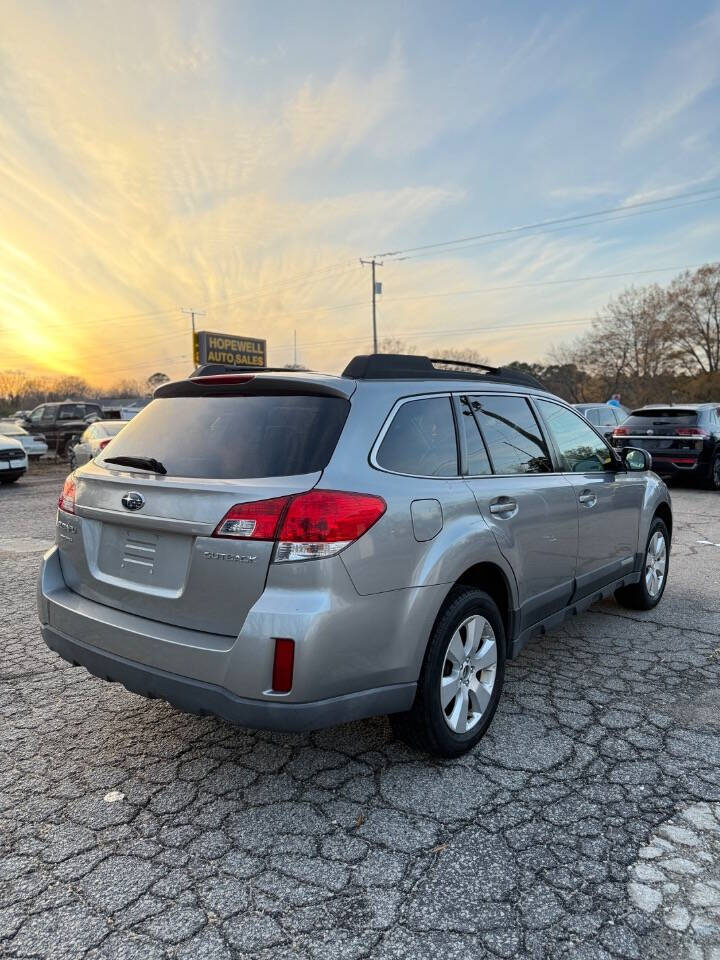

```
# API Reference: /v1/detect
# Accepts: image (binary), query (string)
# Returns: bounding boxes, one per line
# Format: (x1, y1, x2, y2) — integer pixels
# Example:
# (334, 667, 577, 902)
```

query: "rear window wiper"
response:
(103, 455, 167, 475)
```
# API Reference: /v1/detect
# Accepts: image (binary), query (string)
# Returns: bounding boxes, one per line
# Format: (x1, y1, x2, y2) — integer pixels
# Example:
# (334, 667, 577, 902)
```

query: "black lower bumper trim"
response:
(41, 626, 416, 732)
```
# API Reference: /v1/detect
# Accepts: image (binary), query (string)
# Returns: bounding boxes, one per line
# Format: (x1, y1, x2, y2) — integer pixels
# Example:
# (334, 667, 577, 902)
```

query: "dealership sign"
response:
(193, 330, 267, 368)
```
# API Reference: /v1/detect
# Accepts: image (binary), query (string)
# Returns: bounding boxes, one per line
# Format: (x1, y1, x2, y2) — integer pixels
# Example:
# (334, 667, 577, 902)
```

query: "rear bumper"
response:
(41, 625, 415, 731)
(0, 467, 26, 479)
(37, 545, 422, 731)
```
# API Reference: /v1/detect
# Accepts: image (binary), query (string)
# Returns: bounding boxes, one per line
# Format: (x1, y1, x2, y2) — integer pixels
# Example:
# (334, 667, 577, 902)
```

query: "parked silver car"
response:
(69, 420, 126, 469)
(38, 354, 672, 756)
(0, 421, 48, 459)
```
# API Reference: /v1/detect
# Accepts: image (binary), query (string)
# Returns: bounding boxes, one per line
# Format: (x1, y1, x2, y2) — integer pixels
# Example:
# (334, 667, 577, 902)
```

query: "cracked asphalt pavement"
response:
(2, 464, 720, 959)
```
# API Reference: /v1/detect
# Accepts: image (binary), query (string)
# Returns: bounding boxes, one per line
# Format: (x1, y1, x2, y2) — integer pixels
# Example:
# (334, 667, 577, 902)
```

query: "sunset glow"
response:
(1, 1, 719, 385)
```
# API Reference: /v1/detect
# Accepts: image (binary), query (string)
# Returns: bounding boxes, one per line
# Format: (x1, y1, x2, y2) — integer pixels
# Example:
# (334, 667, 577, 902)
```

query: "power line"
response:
(371, 184, 720, 260)
(380, 262, 708, 304)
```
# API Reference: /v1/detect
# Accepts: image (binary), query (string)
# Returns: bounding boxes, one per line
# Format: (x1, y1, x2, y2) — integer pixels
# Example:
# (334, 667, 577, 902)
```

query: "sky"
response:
(1, 0, 719, 385)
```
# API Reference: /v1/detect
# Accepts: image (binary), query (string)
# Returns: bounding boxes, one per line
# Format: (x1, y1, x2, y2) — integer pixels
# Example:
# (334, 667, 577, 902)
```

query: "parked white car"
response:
(120, 397, 152, 420)
(69, 420, 126, 469)
(0, 421, 49, 460)
(0, 434, 28, 483)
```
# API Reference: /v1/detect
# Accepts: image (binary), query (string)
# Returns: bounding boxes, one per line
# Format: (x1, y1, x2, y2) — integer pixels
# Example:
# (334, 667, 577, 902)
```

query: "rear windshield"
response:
(98, 395, 349, 479)
(630, 407, 697, 420)
(628, 408, 698, 423)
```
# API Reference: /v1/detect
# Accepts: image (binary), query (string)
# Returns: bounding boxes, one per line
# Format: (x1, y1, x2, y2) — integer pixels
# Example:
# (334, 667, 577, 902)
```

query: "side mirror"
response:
(621, 447, 652, 472)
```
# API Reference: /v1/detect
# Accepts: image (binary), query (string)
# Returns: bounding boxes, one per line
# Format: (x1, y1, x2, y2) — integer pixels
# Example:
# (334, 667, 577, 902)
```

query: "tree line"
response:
(1, 263, 717, 416)
(517, 262, 720, 407)
(0, 372, 168, 417)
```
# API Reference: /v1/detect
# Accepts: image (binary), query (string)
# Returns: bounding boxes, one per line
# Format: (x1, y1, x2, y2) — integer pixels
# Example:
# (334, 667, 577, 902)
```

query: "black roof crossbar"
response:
(341, 354, 544, 389)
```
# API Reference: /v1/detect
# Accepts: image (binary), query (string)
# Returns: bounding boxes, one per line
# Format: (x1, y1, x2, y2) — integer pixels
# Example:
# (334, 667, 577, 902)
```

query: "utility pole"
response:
(182, 308, 206, 364)
(360, 258, 383, 353)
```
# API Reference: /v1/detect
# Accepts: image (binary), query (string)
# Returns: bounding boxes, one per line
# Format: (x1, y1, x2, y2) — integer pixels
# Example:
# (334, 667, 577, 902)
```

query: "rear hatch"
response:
(58, 379, 351, 636)
(614, 407, 705, 466)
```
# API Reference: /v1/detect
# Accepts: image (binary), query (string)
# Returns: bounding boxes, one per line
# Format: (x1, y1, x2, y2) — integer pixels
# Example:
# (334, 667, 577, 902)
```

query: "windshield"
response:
(97, 394, 349, 479)
(97, 422, 125, 437)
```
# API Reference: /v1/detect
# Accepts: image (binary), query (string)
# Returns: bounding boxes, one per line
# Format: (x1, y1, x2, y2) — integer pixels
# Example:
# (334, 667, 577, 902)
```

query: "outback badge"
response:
(121, 491, 145, 511)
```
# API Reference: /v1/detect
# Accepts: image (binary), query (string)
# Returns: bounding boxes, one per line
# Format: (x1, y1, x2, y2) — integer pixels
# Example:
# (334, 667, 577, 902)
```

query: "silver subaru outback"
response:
(38, 354, 672, 757)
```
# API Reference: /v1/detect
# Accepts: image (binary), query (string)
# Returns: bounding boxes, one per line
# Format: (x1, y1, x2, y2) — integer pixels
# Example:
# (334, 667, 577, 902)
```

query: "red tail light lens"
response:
(213, 496, 290, 539)
(275, 490, 386, 561)
(675, 427, 708, 437)
(58, 474, 76, 514)
(213, 490, 386, 562)
(613, 427, 629, 437)
(97, 438, 112, 451)
(272, 638, 295, 692)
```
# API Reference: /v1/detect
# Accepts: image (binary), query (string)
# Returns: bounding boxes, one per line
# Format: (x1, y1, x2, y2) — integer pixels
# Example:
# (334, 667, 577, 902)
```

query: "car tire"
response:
(615, 517, 670, 611)
(69, 451, 76, 471)
(390, 587, 506, 757)
(704, 451, 720, 491)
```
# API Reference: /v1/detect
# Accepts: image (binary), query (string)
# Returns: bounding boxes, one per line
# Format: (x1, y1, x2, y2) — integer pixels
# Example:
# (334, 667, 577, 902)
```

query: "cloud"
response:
(622, 7, 720, 150)
(548, 183, 616, 202)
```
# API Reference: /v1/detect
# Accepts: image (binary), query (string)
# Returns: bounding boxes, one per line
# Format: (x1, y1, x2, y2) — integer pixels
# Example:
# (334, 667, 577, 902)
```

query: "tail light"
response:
(190, 374, 255, 385)
(97, 438, 112, 451)
(58, 474, 76, 514)
(675, 427, 708, 437)
(613, 427, 629, 437)
(213, 490, 386, 562)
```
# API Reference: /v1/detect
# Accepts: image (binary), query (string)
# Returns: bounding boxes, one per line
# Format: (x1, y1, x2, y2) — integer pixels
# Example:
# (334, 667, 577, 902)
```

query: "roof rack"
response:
(341, 354, 544, 389)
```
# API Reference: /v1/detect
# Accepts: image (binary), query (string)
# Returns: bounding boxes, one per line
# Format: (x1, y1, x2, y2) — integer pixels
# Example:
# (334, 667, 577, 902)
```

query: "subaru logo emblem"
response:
(121, 491, 145, 511)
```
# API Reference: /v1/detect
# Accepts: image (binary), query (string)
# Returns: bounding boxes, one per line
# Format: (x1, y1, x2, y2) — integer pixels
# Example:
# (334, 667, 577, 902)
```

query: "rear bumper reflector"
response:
(272, 638, 295, 693)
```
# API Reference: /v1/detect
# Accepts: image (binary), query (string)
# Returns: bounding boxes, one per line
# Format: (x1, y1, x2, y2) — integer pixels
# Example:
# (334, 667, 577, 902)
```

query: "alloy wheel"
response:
(645, 530, 667, 598)
(440, 614, 498, 734)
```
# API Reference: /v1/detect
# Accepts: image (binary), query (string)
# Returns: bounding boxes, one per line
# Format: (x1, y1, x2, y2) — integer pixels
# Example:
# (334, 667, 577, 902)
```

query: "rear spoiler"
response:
(155, 371, 353, 401)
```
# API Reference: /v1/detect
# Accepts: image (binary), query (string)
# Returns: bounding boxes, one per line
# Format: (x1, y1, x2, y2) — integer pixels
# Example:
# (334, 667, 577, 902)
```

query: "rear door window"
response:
(376, 396, 458, 476)
(98, 395, 349, 479)
(469, 395, 552, 474)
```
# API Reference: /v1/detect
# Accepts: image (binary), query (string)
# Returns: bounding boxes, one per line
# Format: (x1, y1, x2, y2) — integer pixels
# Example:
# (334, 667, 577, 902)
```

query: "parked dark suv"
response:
(22, 401, 104, 457)
(613, 403, 720, 489)
(40, 354, 672, 757)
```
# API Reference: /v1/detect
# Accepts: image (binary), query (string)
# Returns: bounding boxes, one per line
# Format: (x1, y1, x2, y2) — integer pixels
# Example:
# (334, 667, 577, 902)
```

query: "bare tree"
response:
(53, 376, 92, 400)
(430, 346, 490, 372)
(667, 263, 720, 374)
(0, 370, 27, 407)
(567, 285, 675, 404)
(377, 337, 416, 355)
(147, 372, 170, 391)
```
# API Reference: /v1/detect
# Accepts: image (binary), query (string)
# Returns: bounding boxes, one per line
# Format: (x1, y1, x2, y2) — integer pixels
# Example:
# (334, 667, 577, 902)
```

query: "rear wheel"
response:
(704, 450, 720, 491)
(391, 587, 506, 757)
(615, 518, 670, 610)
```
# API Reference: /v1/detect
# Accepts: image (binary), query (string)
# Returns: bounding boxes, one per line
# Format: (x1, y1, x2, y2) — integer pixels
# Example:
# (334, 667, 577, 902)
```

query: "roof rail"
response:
(341, 354, 544, 389)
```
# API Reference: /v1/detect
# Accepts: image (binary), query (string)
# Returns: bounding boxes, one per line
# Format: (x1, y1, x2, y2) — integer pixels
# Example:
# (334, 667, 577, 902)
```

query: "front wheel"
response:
(391, 587, 506, 757)
(615, 518, 670, 610)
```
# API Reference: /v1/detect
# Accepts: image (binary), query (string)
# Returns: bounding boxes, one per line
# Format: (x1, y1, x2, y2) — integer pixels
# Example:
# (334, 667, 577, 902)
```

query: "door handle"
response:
(578, 490, 597, 507)
(489, 497, 518, 517)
